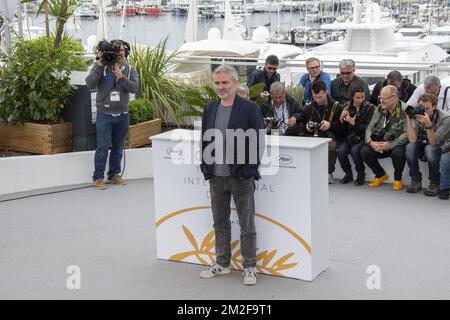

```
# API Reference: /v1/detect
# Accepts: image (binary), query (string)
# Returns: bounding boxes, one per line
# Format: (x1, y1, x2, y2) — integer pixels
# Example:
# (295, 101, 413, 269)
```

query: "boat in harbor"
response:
(114, 2, 138, 15)
(74, 2, 98, 19)
(136, 0, 162, 15)
(287, 1, 449, 85)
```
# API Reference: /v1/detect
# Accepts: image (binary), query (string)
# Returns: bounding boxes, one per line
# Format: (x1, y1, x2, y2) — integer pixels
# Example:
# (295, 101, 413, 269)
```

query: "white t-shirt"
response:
(273, 102, 289, 134)
(407, 84, 450, 112)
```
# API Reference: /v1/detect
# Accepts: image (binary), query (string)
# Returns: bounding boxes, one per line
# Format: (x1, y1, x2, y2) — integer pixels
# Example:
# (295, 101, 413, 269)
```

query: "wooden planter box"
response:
(0, 122, 72, 155)
(125, 118, 161, 148)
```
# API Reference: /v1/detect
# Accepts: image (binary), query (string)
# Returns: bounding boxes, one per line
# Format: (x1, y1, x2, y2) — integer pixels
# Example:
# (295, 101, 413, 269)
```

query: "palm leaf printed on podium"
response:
(170, 226, 298, 276)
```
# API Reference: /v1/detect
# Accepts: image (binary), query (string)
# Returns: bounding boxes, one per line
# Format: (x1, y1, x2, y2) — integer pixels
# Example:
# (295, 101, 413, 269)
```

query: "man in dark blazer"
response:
(200, 64, 264, 286)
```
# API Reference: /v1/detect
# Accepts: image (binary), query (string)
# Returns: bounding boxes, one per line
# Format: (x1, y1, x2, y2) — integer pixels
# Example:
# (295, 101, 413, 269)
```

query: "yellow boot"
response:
(368, 174, 388, 187)
(392, 180, 404, 191)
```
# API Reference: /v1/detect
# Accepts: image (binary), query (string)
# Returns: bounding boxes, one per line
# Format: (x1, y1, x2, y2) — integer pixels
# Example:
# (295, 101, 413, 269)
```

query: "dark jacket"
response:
(339, 100, 376, 144)
(260, 94, 304, 136)
(330, 75, 370, 105)
(369, 78, 417, 105)
(200, 95, 264, 181)
(247, 67, 280, 93)
(300, 95, 344, 141)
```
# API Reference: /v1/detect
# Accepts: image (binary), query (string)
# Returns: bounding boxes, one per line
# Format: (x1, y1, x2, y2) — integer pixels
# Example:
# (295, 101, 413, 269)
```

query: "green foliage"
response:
(286, 84, 304, 105)
(0, 35, 85, 123)
(129, 98, 155, 125)
(248, 82, 265, 106)
(180, 83, 219, 117)
(130, 38, 192, 126)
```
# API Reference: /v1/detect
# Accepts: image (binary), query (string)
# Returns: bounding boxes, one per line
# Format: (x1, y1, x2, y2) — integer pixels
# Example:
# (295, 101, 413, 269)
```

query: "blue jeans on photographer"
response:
(93, 112, 130, 181)
(440, 153, 450, 190)
(405, 143, 441, 185)
(338, 141, 365, 177)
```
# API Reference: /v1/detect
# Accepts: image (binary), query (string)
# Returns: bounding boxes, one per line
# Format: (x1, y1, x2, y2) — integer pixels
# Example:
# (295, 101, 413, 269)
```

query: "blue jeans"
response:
(440, 153, 450, 189)
(405, 143, 441, 185)
(338, 141, 365, 176)
(93, 112, 130, 181)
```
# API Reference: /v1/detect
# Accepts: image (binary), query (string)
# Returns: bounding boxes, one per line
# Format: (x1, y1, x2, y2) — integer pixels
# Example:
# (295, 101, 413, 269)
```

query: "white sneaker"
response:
(328, 174, 336, 184)
(200, 264, 231, 278)
(243, 267, 257, 286)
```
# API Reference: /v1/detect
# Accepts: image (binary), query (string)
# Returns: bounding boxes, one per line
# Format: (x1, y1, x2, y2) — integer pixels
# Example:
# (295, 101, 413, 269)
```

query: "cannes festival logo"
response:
(276, 154, 293, 166)
(156, 206, 311, 276)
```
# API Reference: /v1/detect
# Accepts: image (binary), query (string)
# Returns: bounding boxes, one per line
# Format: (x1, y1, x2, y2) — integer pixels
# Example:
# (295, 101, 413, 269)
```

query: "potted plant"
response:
(125, 98, 161, 148)
(0, 0, 86, 155)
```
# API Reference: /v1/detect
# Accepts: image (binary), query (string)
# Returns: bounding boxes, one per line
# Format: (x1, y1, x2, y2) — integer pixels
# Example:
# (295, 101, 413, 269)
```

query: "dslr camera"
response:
(370, 128, 395, 142)
(95, 40, 120, 66)
(347, 105, 357, 118)
(307, 121, 321, 137)
(405, 105, 425, 119)
(265, 117, 279, 135)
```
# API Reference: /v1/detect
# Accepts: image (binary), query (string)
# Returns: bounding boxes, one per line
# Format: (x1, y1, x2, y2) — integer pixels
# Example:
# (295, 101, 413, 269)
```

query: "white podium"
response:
(152, 129, 330, 281)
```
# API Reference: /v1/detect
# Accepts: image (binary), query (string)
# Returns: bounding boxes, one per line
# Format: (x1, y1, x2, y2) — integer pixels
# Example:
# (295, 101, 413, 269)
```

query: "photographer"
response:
(301, 80, 343, 184)
(261, 82, 303, 136)
(247, 55, 280, 100)
(405, 94, 450, 197)
(361, 85, 408, 190)
(85, 40, 139, 190)
(338, 84, 375, 185)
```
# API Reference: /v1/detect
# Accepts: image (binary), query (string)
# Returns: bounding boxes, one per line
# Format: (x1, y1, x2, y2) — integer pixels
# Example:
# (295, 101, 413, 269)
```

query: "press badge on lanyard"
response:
(110, 90, 120, 102)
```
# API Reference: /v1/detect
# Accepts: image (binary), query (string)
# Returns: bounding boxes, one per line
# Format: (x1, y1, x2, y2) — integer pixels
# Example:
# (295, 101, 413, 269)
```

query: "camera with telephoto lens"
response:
(95, 40, 120, 66)
(370, 129, 395, 142)
(405, 105, 425, 119)
(265, 117, 279, 134)
(307, 121, 321, 137)
(347, 105, 357, 118)
(441, 142, 450, 154)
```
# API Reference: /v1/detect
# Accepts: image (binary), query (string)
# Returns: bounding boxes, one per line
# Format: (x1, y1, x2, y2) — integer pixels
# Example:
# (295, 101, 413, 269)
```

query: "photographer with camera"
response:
(337, 84, 376, 185)
(301, 80, 343, 184)
(85, 40, 139, 190)
(407, 75, 450, 113)
(405, 94, 450, 198)
(247, 55, 280, 100)
(261, 82, 303, 136)
(361, 85, 408, 190)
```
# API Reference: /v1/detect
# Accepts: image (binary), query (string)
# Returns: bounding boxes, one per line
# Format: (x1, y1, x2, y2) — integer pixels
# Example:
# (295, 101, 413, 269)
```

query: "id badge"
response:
(110, 91, 120, 102)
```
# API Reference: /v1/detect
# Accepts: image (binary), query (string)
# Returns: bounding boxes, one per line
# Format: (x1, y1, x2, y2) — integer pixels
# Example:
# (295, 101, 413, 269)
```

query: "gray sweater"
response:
(85, 63, 139, 114)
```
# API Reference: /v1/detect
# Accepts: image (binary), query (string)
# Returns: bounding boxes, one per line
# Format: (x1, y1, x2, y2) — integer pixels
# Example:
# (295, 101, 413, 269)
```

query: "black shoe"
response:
(354, 174, 365, 186)
(424, 184, 439, 197)
(439, 188, 449, 200)
(406, 181, 422, 194)
(340, 173, 353, 184)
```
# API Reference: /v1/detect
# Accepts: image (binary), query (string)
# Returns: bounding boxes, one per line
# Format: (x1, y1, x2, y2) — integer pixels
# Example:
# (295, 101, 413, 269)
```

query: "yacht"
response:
(74, 3, 98, 19)
(287, 1, 449, 86)
(168, 0, 303, 86)
(136, 0, 162, 15)
(114, 2, 138, 15)
(423, 25, 450, 52)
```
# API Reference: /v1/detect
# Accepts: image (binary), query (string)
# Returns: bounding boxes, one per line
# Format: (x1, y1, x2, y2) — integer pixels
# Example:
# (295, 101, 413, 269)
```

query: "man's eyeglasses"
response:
(340, 71, 353, 75)
(378, 95, 395, 101)
(266, 67, 278, 71)
(308, 65, 321, 70)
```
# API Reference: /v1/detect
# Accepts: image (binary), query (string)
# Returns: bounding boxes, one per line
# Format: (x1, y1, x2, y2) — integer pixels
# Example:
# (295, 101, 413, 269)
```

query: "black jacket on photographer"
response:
(369, 78, 416, 105)
(260, 93, 304, 136)
(340, 100, 376, 145)
(300, 95, 344, 141)
(247, 67, 280, 94)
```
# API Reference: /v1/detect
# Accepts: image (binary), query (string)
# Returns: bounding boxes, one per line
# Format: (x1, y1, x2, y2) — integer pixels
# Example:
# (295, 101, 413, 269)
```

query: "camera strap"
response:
(442, 86, 449, 110)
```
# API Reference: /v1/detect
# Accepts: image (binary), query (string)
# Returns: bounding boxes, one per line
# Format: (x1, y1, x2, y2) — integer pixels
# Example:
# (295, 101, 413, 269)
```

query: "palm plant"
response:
(129, 38, 192, 127)
(21, 0, 79, 54)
